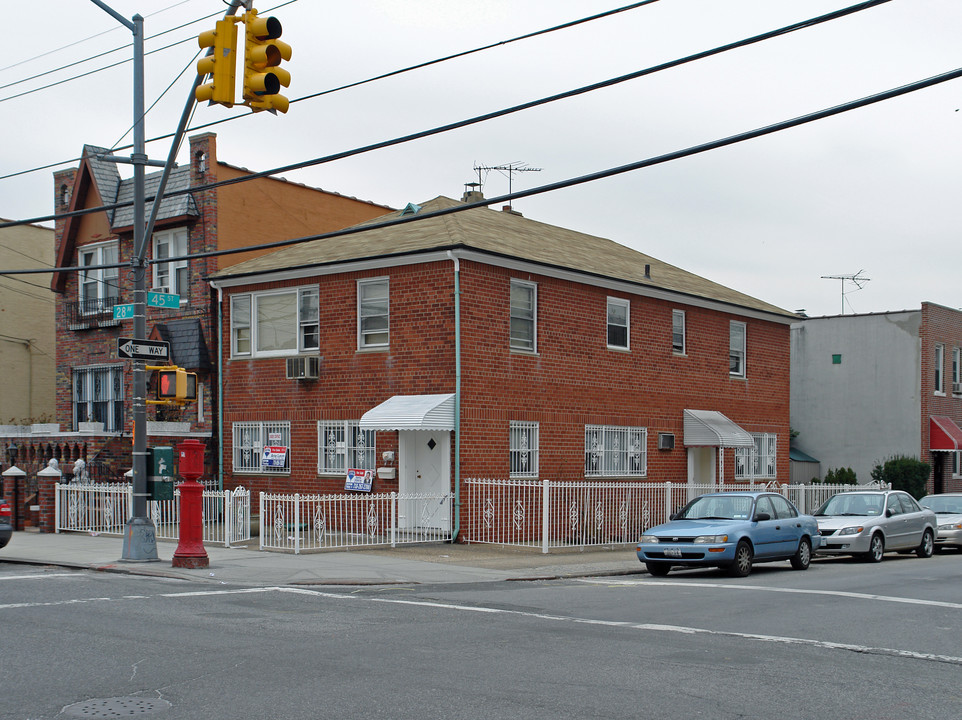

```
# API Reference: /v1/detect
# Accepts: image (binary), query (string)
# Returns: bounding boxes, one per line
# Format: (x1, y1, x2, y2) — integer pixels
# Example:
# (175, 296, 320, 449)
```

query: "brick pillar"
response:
(37, 467, 62, 534)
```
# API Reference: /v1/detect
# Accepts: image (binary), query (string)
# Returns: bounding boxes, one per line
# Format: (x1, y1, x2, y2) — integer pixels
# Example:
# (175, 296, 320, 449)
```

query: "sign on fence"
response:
(345, 468, 374, 492)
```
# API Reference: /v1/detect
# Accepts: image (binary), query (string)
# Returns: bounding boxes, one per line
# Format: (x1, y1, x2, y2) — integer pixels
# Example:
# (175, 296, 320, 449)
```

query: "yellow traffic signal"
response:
(196, 18, 239, 107)
(157, 368, 198, 403)
(242, 9, 291, 113)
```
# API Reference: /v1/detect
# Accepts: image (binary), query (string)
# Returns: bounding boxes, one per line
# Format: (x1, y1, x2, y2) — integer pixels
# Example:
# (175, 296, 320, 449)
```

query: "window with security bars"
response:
(509, 421, 539, 478)
(233, 421, 291, 474)
(73, 365, 124, 432)
(584, 425, 647, 477)
(317, 421, 377, 474)
(735, 433, 778, 479)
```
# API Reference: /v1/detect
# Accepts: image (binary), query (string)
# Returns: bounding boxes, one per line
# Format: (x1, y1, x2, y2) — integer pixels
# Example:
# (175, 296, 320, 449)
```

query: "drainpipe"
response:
(211, 281, 224, 493)
(447, 251, 462, 541)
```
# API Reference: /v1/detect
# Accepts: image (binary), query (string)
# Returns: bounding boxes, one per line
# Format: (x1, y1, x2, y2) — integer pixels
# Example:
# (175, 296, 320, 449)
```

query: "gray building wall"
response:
(790, 311, 921, 484)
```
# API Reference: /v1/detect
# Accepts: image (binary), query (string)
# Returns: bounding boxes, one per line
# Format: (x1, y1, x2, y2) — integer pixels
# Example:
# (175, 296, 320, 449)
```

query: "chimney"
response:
(462, 182, 484, 204)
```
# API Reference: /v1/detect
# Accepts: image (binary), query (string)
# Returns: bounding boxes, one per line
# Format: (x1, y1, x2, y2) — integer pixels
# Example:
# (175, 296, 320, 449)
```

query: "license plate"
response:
(664, 547, 683, 558)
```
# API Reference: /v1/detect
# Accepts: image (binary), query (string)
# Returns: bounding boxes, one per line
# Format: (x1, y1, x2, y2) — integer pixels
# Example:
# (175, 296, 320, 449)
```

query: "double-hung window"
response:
(935, 343, 945, 393)
(729, 321, 746, 377)
(510, 280, 537, 352)
(607, 297, 629, 350)
(230, 286, 319, 358)
(233, 421, 290, 474)
(152, 228, 188, 298)
(584, 425, 647, 477)
(735, 433, 777, 479)
(509, 421, 539, 478)
(672, 309, 686, 354)
(953, 347, 961, 394)
(79, 242, 120, 313)
(358, 278, 389, 349)
(317, 421, 377, 474)
(73, 365, 124, 432)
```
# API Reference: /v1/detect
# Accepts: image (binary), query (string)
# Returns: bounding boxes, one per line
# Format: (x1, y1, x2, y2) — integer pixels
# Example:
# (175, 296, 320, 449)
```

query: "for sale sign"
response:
(345, 468, 374, 493)
(261, 446, 288, 468)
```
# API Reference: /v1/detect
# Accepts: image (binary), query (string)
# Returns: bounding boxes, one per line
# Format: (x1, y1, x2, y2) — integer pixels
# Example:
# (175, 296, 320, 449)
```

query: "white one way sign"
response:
(117, 337, 170, 361)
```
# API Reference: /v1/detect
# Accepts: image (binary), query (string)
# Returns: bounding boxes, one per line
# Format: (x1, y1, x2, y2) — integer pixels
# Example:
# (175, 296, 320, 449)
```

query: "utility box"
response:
(147, 446, 175, 501)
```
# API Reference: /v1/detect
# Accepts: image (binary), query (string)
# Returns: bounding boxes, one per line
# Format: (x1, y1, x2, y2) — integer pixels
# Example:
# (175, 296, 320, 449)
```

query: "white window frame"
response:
(358, 278, 390, 350)
(730, 321, 746, 377)
(935, 343, 945, 394)
(953, 347, 961, 393)
(735, 432, 778, 479)
(232, 421, 291, 474)
(151, 228, 188, 298)
(953, 451, 961, 479)
(229, 286, 319, 358)
(79, 241, 120, 308)
(584, 425, 647, 478)
(509, 421, 539, 478)
(672, 309, 686, 355)
(317, 421, 377, 474)
(510, 279, 537, 352)
(606, 297, 629, 350)
(73, 364, 125, 433)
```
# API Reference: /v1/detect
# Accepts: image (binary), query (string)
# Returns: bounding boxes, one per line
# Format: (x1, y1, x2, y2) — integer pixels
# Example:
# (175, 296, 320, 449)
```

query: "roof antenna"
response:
(821, 270, 870, 315)
(474, 162, 542, 212)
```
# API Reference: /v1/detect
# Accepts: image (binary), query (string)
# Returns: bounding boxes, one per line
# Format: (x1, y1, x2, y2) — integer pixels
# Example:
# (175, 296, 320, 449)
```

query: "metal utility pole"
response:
(821, 270, 871, 315)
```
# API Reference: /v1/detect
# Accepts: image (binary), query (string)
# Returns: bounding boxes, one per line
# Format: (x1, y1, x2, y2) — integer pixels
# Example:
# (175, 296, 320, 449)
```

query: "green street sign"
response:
(113, 303, 135, 320)
(147, 291, 180, 309)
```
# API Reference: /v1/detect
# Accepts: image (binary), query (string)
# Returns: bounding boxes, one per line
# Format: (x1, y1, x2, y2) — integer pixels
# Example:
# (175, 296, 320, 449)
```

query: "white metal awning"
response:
(359, 393, 456, 432)
(683, 409, 754, 448)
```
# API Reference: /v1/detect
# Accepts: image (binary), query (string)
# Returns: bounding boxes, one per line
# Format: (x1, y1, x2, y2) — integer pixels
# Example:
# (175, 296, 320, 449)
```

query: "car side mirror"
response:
(886, 509, 894, 517)
(754, 512, 771, 522)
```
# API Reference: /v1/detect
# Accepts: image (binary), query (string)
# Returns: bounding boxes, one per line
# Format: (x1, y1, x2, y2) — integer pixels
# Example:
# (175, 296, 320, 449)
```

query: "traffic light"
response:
(242, 9, 291, 113)
(157, 367, 198, 403)
(196, 18, 239, 107)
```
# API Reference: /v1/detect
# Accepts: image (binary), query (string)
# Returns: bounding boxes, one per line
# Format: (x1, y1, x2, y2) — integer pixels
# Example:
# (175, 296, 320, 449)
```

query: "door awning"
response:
(359, 393, 456, 432)
(930, 416, 962, 451)
(683, 409, 755, 448)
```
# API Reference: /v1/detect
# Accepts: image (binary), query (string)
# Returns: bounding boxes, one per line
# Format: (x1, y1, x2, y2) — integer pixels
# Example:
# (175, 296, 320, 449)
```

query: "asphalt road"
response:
(2, 552, 961, 720)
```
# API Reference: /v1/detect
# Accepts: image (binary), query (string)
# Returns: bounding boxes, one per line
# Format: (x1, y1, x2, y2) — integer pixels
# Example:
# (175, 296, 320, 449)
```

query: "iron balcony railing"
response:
(64, 297, 121, 329)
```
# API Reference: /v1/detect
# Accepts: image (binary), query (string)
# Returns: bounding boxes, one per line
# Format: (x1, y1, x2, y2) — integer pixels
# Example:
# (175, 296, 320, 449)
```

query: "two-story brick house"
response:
(209, 192, 798, 533)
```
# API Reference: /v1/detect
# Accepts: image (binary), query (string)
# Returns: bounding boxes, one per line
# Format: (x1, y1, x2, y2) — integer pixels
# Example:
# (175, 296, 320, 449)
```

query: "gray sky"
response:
(3, 0, 960, 318)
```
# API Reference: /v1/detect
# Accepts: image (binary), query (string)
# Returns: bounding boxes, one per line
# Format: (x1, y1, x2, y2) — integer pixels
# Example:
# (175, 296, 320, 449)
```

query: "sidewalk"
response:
(1, 530, 645, 586)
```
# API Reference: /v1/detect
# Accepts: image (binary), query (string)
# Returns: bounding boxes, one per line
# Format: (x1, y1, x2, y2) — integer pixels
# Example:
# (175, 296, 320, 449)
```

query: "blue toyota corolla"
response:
(636, 491, 821, 577)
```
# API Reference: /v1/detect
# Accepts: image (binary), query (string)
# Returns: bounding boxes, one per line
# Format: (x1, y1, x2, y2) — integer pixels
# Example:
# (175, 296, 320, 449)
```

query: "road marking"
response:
(0, 573, 78, 582)
(575, 578, 962, 609)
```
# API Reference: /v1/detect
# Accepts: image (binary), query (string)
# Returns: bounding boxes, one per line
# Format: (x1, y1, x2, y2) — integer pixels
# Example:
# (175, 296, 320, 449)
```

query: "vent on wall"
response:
(286, 356, 320, 380)
(658, 433, 675, 450)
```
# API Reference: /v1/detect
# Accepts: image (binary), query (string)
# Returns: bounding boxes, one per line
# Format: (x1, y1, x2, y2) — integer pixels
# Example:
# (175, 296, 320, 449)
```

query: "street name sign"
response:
(147, 291, 180, 309)
(118, 337, 170, 361)
(113, 303, 135, 320)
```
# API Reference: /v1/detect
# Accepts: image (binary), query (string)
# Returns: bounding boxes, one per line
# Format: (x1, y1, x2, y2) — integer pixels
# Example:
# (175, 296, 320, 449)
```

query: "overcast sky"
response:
(2, 0, 960, 318)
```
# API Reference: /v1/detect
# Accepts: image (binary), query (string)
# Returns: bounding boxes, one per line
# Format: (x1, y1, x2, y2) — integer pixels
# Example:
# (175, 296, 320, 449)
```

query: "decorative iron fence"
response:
(54, 483, 251, 547)
(461, 478, 889, 553)
(259, 491, 453, 553)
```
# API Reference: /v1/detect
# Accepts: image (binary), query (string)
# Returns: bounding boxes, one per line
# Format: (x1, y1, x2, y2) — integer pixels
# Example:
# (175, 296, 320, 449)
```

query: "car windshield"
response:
(678, 495, 754, 521)
(920, 496, 962, 514)
(815, 493, 884, 517)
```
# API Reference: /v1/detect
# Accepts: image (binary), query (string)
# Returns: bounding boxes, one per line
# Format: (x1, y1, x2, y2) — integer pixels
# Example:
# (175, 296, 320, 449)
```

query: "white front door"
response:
(687, 447, 716, 501)
(399, 431, 451, 531)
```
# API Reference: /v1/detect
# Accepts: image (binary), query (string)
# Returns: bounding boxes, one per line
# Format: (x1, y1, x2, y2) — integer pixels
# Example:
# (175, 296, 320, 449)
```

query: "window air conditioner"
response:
(658, 433, 675, 450)
(286, 356, 320, 380)
(953, 382, 962, 395)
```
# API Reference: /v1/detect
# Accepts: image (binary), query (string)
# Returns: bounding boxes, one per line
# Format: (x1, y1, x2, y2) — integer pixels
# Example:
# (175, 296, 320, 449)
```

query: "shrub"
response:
(822, 467, 857, 485)
(870, 455, 930, 499)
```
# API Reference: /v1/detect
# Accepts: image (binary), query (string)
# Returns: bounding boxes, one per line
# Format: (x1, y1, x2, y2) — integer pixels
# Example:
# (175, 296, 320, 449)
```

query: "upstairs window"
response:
(935, 343, 945, 393)
(73, 365, 124, 432)
(510, 280, 537, 352)
(230, 286, 319, 358)
(729, 321, 746, 377)
(152, 228, 188, 298)
(358, 278, 389, 349)
(79, 242, 120, 310)
(607, 297, 629, 350)
(953, 347, 960, 393)
(672, 309, 686, 354)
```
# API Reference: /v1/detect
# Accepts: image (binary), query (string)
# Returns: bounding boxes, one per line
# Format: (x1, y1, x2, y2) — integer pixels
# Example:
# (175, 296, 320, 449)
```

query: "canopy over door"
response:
(683, 409, 754, 448)
(930, 416, 962, 451)
(359, 394, 456, 432)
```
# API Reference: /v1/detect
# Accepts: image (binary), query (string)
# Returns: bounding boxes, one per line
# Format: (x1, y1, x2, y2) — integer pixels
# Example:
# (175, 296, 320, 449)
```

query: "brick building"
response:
(790, 302, 962, 492)
(209, 192, 797, 532)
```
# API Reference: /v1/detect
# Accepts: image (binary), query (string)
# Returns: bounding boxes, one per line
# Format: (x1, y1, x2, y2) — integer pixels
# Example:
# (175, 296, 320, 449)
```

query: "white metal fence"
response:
(259, 491, 453, 553)
(54, 483, 251, 547)
(461, 478, 889, 553)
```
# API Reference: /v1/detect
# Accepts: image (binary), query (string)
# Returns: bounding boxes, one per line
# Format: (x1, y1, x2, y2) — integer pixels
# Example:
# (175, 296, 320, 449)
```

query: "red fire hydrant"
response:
(172, 439, 209, 569)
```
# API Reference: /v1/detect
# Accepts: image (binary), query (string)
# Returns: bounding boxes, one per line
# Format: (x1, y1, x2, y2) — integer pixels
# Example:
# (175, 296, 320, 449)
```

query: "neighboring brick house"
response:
(790, 302, 962, 493)
(209, 192, 798, 531)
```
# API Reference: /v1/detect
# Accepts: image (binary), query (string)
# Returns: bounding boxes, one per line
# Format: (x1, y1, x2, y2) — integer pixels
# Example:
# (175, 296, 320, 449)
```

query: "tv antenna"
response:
(821, 270, 871, 314)
(473, 162, 542, 201)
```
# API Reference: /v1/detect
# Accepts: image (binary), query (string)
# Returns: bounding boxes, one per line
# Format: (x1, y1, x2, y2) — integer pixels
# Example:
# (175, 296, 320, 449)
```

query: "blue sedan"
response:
(636, 491, 821, 577)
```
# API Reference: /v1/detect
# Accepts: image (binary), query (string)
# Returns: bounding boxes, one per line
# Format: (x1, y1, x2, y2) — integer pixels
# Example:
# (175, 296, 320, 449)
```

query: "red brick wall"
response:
(919, 302, 962, 493)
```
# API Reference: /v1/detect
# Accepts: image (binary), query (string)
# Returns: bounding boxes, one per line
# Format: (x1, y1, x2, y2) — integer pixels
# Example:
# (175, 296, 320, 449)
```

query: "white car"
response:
(814, 490, 936, 562)
(920, 493, 962, 551)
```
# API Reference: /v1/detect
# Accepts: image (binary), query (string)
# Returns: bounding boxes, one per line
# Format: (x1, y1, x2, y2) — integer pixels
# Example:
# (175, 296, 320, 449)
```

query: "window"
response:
(510, 280, 537, 352)
(584, 425, 647, 477)
(510, 421, 539, 478)
(953, 347, 961, 392)
(232, 421, 290, 474)
(935, 343, 945, 393)
(606, 297, 629, 350)
(735, 433, 777, 479)
(79, 242, 120, 310)
(230, 286, 319, 358)
(152, 228, 188, 298)
(729, 321, 746, 377)
(73, 365, 124, 432)
(769, 494, 798, 519)
(672, 310, 686, 354)
(317, 421, 377, 474)
(358, 278, 389, 349)
(953, 451, 961, 478)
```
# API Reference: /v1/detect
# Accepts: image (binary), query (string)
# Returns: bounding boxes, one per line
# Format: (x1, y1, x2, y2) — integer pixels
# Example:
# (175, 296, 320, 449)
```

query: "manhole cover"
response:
(62, 697, 171, 718)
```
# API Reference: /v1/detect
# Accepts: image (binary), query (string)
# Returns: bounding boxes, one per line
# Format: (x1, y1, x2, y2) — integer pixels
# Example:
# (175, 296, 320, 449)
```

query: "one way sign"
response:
(118, 337, 170, 361)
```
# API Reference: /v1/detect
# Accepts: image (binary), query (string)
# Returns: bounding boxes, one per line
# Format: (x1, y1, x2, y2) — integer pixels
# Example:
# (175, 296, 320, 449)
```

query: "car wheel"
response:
(790, 537, 812, 570)
(916, 529, 934, 558)
(645, 562, 670, 577)
(863, 533, 884, 563)
(728, 540, 753, 577)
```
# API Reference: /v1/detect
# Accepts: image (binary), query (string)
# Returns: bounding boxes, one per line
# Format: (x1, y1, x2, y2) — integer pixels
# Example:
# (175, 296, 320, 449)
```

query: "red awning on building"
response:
(930, 416, 962, 451)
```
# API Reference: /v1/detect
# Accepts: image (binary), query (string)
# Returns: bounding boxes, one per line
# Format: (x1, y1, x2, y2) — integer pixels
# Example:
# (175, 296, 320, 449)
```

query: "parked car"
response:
(814, 490, 936, 562)
(919, 493, 962, 551)
(636, 492, 821, 578)
(0, 497, 12, 549)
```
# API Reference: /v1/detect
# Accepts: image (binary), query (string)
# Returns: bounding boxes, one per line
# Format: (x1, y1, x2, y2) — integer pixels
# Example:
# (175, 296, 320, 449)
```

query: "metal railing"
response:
(461, 478, 889, 553)
(259, 491, 453, 553)
(54, 483, 251, 547)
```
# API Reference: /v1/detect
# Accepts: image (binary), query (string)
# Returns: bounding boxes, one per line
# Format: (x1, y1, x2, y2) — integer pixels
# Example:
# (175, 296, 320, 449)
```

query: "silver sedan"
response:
(920, 493, 962, 551)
